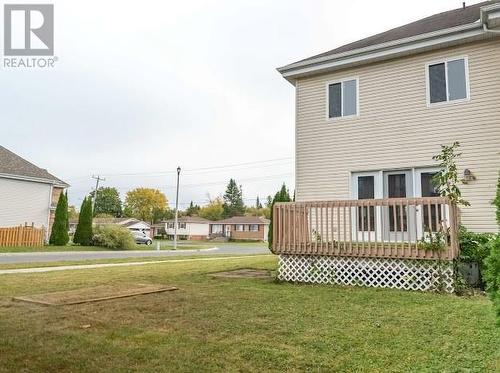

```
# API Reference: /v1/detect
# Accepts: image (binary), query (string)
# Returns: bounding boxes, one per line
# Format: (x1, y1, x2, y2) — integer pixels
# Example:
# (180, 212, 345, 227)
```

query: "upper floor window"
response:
(427, 57, 469, 105)
(327, 78, 358, 119)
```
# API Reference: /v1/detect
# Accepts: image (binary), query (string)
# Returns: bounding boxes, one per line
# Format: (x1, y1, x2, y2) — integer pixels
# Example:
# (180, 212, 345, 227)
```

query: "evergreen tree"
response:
(268, 183, 291, 249)
(222, 179, 245, 217)
(49, 191, 69, 245)
(266, 195, 273, 208)
(74, 197, 93, 246)
(255, 196, 262, 209)
(185, 201, 201, 216)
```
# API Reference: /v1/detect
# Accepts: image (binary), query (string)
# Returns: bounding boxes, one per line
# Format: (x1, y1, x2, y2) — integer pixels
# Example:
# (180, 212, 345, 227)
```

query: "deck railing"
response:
(272, 197, 459, 260)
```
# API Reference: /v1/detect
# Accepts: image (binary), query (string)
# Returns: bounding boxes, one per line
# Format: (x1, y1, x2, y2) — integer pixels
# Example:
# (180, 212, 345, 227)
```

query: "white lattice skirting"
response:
(278, 255, 454, 293)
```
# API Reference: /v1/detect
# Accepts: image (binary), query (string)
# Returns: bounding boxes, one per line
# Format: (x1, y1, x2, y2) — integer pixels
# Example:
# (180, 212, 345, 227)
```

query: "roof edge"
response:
(278, 22, 480, 73)
(0, 172, 69, 187)
(277, 17, 496, 83)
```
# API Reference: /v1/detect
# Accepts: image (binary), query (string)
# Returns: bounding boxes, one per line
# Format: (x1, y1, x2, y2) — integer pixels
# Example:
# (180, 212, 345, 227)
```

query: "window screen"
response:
(429, 63, 446, 103)
(328, 83, 341, 118)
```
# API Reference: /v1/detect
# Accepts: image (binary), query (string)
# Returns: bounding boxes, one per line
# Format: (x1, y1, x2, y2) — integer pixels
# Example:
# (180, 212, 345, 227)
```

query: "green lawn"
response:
(0, 256, 498, 372)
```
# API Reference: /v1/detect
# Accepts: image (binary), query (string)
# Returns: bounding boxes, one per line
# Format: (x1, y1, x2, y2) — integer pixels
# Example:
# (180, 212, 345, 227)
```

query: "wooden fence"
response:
(272, 197, 459, 260)
(0, 224, 45, 247)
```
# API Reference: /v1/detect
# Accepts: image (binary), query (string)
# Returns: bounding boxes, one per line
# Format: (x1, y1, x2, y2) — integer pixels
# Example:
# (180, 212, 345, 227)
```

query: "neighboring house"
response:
(210, 216, 270, 241)
(273, 2, 500, 292)
(0, 145, 68, 240)
(70, 217, 151, 237)
(162, 216, 212, 240)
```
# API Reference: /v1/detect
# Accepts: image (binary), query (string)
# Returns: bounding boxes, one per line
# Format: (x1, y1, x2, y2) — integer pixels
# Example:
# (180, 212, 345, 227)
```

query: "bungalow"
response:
(273, 1, 500, 292)
(210, 216, 270, 241)
(0, 145, 68, 241)
(161, 216, 212, 240)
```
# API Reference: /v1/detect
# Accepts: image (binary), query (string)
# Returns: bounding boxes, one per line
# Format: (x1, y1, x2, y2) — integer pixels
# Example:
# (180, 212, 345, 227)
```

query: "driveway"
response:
(0, 244, 271, 264)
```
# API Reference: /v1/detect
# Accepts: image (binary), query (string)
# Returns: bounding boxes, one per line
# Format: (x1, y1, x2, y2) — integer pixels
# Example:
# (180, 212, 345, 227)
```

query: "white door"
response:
(415, 168, 446, 239)
(382, 170, 416, 242)
(351, 172, 382, 241)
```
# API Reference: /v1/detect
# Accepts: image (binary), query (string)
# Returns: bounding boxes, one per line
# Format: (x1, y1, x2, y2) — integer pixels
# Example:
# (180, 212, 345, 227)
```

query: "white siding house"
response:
(0, 146, 68, 240)
(163, 216, 211, 240)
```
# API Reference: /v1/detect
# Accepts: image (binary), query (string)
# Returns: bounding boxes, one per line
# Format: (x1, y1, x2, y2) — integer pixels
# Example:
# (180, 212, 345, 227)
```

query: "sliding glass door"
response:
(351, 168, 444, 243)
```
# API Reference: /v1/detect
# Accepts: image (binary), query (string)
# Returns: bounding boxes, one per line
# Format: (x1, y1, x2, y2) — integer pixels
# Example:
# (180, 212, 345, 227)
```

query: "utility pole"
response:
(173, 166, 181, 250)
(91, 175, 105, 214)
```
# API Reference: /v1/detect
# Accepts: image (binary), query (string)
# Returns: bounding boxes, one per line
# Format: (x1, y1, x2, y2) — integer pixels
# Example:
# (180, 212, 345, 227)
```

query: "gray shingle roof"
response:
(0, 145, 67, 185)
(288, 1, 499, 67)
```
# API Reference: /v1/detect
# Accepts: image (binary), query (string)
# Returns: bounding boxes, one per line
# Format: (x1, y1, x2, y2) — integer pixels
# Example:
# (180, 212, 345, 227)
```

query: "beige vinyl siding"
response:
(295, 40, 500, 233)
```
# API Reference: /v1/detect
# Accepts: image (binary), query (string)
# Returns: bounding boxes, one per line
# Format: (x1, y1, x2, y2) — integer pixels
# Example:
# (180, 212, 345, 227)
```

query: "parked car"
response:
(132, 230, 152, 245)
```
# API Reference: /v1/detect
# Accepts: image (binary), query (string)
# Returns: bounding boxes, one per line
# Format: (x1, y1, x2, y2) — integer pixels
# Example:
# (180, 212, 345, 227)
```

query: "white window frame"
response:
(235, 224, 244, 231)
(325, 77, 360, 121)
(425, 55, 470, 107)
(249, 224, 259, 232)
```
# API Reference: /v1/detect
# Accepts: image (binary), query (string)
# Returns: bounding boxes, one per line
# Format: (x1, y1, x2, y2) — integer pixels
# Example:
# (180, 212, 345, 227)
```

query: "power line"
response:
(94, 156, 294, 177)
(67, 160, 293, 185)
(67, 172, 293, 193)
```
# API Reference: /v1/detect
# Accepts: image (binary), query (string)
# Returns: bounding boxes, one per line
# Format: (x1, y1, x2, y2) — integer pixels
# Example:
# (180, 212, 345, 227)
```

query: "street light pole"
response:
(173, 166, 181, 250)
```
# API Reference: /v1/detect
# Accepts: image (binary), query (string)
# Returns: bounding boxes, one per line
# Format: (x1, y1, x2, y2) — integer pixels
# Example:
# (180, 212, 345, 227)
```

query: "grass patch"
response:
(0, 256, 498, 372)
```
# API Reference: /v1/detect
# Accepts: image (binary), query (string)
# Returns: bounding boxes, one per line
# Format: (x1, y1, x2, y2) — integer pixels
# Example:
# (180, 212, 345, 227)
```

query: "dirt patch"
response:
(13, 284, 178, 306)
(210, 268, 272, 279)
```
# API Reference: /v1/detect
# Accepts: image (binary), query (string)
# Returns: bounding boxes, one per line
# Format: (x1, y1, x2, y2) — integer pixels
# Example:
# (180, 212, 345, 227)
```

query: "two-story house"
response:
(0, 146, 68, 241)
(272, 1, 500, 292)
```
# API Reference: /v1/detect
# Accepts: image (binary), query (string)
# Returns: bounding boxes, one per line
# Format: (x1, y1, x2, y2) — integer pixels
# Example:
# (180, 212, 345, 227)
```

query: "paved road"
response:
(0, 255, 271, 275)
(0, 244, 271, 264)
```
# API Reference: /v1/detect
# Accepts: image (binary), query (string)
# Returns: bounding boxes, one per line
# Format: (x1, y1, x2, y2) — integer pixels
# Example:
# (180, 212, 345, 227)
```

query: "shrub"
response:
(493, 173, 500, 226)
(459, 225, 496, 288)
(483, 236, 500, 323)
(92, 224, 136, 250)
(459, 226, 496, 263)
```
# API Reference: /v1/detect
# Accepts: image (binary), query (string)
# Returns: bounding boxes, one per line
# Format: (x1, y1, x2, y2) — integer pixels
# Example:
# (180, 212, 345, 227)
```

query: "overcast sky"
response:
(0, 0, 481, 209)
